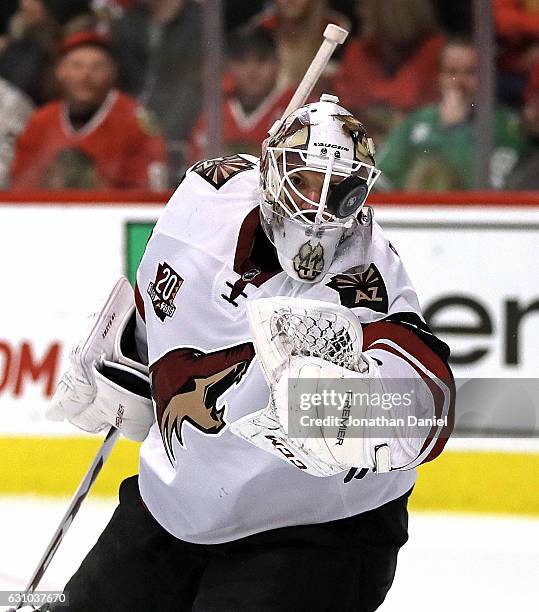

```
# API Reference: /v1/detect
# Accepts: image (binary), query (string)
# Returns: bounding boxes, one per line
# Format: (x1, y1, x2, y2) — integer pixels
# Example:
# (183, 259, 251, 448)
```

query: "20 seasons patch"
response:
(147, 262, 183, 321)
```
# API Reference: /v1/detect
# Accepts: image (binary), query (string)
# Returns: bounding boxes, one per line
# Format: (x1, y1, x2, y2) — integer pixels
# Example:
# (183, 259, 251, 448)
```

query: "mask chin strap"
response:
(313, 153, 336, 231)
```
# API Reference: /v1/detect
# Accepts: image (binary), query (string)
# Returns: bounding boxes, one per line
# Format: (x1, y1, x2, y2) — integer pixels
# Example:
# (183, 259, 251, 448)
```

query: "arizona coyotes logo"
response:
(327, 263, 389, 313)
(293, 241, 324, 281)
(151, 343, 255, 462)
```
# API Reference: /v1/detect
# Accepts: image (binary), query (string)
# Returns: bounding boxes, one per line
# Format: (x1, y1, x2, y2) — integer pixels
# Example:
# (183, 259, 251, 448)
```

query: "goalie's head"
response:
(260, 94, 380, 283)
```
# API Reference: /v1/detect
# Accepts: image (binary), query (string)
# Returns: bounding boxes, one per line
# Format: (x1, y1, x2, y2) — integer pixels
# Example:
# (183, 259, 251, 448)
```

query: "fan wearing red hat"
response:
(10, 30, 167, 190)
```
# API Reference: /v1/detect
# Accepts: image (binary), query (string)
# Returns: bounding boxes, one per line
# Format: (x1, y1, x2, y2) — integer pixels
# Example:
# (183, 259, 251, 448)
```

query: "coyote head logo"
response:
(151, 344, 255, 462)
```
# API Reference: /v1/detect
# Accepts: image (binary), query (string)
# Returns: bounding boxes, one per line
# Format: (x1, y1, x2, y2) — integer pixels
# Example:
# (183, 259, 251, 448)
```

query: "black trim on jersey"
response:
(384, 312, 451, 364)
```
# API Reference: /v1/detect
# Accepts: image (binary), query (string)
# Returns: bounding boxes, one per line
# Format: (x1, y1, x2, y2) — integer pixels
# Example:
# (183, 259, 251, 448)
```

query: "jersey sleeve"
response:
(348, 223, 455, 467)
(133, 164, 262, 460)
(133, 155, 259, 353)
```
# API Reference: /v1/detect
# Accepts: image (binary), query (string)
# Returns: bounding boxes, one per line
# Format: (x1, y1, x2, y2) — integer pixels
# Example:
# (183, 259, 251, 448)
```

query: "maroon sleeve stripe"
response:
(134, 282, 145, 322)
(363, 321, 452, 381)
(369, 341, 455, 465)
(363, 321, 455, 466)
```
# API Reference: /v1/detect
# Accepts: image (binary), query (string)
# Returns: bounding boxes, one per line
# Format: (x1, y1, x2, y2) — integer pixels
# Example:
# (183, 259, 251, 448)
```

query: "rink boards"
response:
(1, 194, 538, 514)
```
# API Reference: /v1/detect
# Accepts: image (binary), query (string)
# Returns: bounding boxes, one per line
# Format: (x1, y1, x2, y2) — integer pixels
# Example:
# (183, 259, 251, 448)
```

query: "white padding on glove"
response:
(231, 353, 387, 476)
(48, 360, 153, 441)
(230, 400, 345, 477)
(230, 296, 432, 476)
(278, 353, 385, 468)
(47, 277, 154, 441)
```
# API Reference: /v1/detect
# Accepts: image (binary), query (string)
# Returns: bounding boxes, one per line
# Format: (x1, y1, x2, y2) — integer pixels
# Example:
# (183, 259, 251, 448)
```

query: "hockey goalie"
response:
(42, 94, 454, 611)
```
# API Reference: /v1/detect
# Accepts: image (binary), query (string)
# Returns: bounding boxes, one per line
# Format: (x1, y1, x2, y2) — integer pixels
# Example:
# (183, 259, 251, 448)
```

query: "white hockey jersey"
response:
(135, 154, 453, 544)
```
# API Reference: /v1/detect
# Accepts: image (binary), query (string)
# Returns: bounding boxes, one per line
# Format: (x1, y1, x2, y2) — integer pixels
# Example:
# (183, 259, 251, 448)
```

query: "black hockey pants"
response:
(49, 475, 412, 612)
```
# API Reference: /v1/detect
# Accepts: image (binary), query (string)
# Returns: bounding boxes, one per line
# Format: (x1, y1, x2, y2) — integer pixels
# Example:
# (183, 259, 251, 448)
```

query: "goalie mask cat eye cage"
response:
(260, 94, 381, 283)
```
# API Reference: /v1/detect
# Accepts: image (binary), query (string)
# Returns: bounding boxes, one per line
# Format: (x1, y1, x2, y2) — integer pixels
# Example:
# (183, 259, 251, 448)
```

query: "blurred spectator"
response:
(109, 0, 203, 182)
(377, 39, 529, 191)
(494, 0, 539, 107)
(507, 60, 539, 189)
(0, 0, 61, 104)
(332, 0, 444, 145)
(0, 2, 95, 103)
(0, 76, 33, 188)
(10, 31, 167, 190)
(188, 27, 293, 166)
(250, 0, 350, 88)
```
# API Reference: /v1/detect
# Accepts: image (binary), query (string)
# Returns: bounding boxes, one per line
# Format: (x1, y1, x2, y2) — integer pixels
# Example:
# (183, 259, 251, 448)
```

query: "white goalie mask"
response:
(260, 94, 381, 283)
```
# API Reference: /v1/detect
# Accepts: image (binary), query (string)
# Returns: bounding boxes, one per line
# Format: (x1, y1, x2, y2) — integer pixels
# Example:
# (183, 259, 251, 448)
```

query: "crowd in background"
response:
(1, 0, 539, 191)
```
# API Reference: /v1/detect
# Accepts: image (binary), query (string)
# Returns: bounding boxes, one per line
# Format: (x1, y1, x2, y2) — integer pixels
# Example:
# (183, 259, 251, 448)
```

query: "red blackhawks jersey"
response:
(134, 154, 454, 544)
(11, 90, 166, 189)
(187, 85, 293, 166)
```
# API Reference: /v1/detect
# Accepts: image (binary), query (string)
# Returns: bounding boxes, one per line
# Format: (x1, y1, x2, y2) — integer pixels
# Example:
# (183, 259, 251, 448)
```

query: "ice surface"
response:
(0, 496, 537, 611)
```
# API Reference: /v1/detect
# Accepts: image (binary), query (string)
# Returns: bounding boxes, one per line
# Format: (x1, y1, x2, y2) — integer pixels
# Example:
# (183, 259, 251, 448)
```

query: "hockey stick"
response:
(267, 23, 348, 136)
(13, 426, 120, 609)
